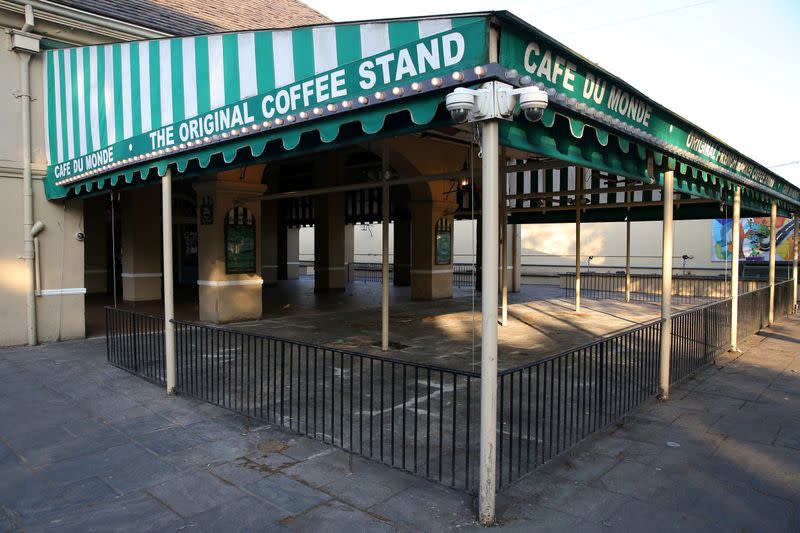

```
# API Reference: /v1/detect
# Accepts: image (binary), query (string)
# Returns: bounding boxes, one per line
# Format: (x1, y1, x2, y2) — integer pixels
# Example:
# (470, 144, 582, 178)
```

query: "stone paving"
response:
(2, 316, 800, 532)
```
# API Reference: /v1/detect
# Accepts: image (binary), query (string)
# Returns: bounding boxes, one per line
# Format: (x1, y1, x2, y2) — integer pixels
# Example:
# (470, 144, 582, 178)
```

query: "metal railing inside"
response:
(352, 262, 393, 283)
(561, 272, 768, 303)
(105, 280, 795, 494)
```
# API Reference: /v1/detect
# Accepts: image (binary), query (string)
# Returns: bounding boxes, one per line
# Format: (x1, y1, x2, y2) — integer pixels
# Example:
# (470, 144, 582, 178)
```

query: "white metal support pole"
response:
(769, 201, 777, 325)
(575, 168, 582, 313)
(381, 145, 390, 351)
(501, 155, 508, 327)
(511, 224, 521, 292)
(793, 215, 798, 313)
(659, 170, 674, 399)
(730, 187, 741, 350)
(625, 188, 631, 303)
(162, 169, 177, 394)
(478, 119, 499, 526)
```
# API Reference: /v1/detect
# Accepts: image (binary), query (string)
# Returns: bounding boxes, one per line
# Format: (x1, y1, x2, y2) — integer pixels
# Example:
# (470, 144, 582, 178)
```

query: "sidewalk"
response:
(2, 317, 799, 532)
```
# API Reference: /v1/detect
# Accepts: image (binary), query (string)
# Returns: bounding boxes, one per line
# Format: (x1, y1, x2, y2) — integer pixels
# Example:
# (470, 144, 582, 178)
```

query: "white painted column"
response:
(162, 169, 176, 394)
(730, 187, 741, 350)
(659, 170, 674, 399)
(478, 119, 499, 526)
(575, 168, 582, 313)
(769, 201, 777, 325)
(625, 189, 631, 303)
(381, 145, 390, 351)
(501, 158, 508, 327)
(511, 224, 522, 292)
(793, 215, 798, 313)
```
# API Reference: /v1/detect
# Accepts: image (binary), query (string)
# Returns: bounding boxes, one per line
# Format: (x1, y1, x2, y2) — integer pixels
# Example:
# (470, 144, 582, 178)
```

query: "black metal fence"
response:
(496, 320, 662, 488)
(350, 262, 476, 288)
(105, 307, 481, 491)
(106, 280, 796, 494)
(352, 262, 393, 283)
(106, 309, 166, 385)
(453, 263, 475, 288)
(561, 272, 767, 303)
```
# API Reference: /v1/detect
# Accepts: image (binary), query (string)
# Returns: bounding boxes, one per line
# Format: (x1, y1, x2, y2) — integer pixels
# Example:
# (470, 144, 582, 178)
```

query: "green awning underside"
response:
(42, 12, 799, 217)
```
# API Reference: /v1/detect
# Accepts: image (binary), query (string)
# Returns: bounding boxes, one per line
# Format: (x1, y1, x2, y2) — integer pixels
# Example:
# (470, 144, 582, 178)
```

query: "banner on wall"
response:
(712, 217, 796, 262)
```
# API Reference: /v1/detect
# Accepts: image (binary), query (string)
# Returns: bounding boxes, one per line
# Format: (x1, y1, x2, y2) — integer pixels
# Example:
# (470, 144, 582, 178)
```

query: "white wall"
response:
(300, 218, 734, 276)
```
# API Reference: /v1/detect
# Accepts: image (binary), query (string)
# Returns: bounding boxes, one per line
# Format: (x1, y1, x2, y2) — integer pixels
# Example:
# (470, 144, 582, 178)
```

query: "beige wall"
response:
(0, 27, 85, 345)
(0, 8, 159, 346)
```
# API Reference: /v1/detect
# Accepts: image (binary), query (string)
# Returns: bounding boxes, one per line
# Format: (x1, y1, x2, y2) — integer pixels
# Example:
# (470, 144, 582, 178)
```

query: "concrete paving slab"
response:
(172, 495, 290, 533)
(281, 499, 394, 532)
(146, 470, 244, 517)
(244, 473, 330, 515)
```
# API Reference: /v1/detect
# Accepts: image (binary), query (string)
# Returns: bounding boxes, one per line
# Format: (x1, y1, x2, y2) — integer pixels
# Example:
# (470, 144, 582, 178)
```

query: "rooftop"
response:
(49, 0, 330, 36)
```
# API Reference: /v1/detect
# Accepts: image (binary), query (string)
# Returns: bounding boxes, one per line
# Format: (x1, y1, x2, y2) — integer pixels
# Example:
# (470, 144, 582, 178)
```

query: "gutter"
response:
(10, 4, 40, 345)
(2, 0, 171, 41)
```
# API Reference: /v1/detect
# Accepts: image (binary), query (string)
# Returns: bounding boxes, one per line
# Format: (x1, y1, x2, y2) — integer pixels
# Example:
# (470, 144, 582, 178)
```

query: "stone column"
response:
(344, 224, 355, 283)
(121, 186, 162, 302)
(410, 200, 454, 300)
(84, 196, 108, 294)
(393, 217, 411, 286)
(193, 176, 267, 323)
(314, 192, 346, 291)
(278, 226, 300, 280)
(313, 154, 346, 291)
(261, 200, 278, 285)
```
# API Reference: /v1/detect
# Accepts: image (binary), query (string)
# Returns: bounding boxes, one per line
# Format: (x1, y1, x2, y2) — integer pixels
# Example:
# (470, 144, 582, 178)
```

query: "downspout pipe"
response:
(22, 51, 36, 345)
(12, 4, 40, 345)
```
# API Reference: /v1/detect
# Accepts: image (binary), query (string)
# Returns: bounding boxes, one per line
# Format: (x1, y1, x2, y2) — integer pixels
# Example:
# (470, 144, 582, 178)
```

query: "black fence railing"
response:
(496, 320, 662, 489)
(173, 319, 480, 490)
(561, 272, 768, 303)
(106, 309, 166, 385)
(352, 262, 393, 283)
(670, 299, 731, 384)
(105, 279, 796, 494)
(350, 262, 476, 288)
(453, 263, 475, 288)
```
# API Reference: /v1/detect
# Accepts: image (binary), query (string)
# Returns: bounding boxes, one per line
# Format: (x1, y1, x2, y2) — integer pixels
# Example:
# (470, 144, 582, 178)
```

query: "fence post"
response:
(730, 187, 740, 351)
(575, 168, 583, 313)
(659, 170, 674, 399)
(793, 215, 798, 314)
(162, 168, 177, 394)
(769, 202, 777, 325)
(625, 187, 631, 303)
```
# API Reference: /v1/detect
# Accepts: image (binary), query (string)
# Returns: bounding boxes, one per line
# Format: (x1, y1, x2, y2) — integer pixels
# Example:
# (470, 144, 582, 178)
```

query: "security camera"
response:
(518, 87, 548, 123)
(75, 231, 85, 241)
(445, 89, 476, 124)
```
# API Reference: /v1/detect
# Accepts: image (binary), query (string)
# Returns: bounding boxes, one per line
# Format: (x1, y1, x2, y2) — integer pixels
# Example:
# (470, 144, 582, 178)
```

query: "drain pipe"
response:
(12, 5, 41, 345)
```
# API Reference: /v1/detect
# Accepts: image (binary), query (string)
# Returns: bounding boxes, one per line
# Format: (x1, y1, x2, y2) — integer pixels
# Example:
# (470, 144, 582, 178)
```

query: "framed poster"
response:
(224, 206, 256, 274)
(435, 217, 452, 265)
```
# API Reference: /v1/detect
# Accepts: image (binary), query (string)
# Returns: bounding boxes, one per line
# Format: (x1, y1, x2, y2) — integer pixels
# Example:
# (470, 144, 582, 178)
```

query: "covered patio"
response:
(43, 11, 799, 524)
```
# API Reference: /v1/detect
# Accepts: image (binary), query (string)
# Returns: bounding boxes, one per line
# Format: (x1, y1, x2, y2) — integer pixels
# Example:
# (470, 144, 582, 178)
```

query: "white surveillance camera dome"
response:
(518, 87, 548, 123)
(445, 89, 476, 124)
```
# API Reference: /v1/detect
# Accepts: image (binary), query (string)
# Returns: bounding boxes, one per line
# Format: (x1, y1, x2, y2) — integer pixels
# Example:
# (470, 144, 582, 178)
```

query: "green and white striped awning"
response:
(43, 15, 488, 197)
(41, 11, 800, 215)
